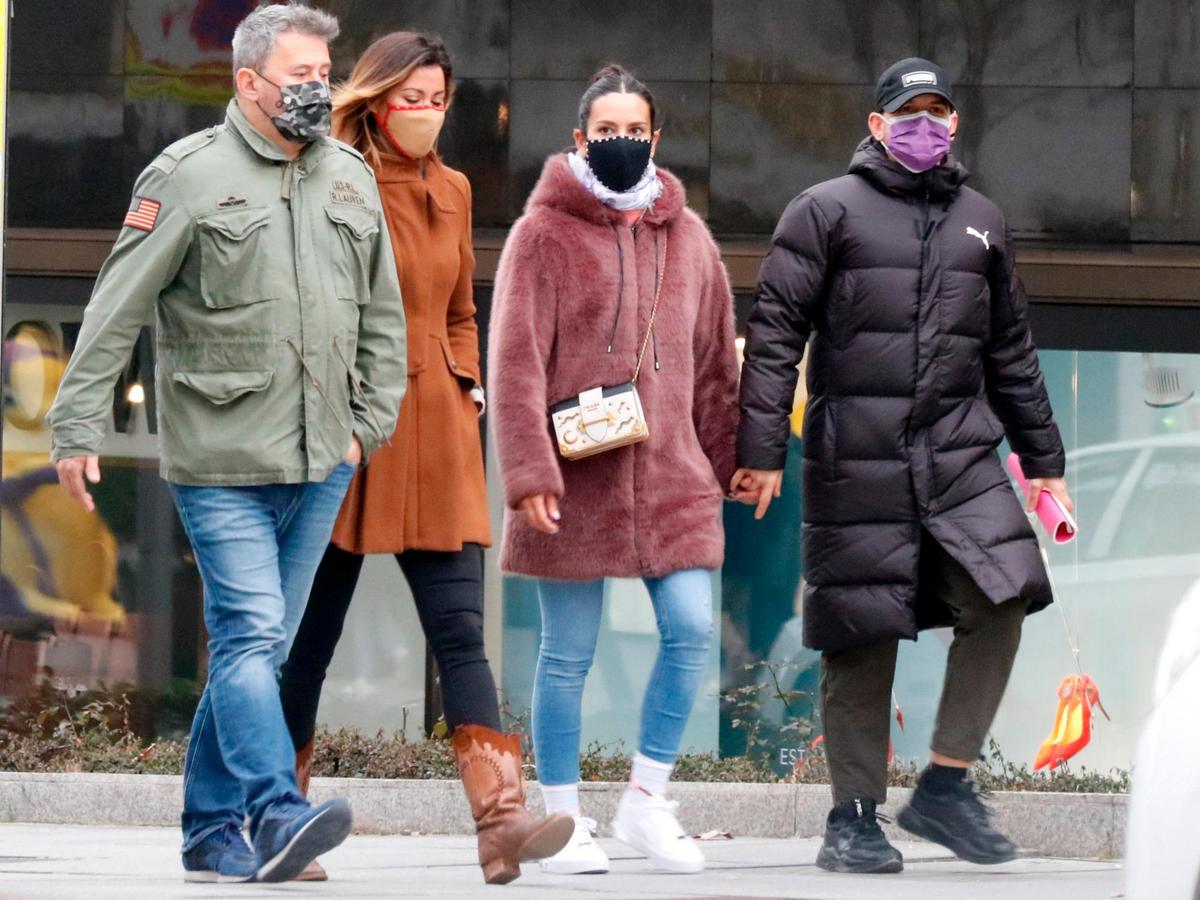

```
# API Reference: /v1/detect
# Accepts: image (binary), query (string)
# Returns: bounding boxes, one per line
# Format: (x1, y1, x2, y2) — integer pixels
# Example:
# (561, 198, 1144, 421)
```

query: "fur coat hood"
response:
(488, 153, 740, 580)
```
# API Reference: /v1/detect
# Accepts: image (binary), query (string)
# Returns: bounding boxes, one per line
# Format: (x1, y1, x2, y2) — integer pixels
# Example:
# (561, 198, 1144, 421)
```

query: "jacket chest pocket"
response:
(325, 205, 379, 306)
(195, 208, 276, 310)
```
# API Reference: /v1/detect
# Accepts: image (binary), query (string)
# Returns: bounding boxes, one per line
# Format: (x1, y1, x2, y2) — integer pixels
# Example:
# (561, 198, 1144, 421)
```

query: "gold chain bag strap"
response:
(550, 236, 667, 460)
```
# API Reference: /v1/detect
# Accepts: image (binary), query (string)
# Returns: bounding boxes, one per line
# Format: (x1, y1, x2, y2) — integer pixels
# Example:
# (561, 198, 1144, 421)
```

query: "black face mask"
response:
(585, 136, 653, 192)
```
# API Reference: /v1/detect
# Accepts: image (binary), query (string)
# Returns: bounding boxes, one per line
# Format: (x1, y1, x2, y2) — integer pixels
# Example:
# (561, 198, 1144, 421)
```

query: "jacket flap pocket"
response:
(325, 204, 379, 239)
(173, 370, 274, 405)
(196, 207, 271, 241)
(435, 335, 475, 383)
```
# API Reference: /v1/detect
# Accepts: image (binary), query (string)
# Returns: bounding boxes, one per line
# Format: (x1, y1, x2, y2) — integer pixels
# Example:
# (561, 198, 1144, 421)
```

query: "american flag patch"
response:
(124, 196, 162, 232)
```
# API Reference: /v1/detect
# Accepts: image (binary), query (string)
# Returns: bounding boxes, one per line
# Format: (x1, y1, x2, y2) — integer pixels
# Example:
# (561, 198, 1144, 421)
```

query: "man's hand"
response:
(1027, 476, 1073, 514)
(730, 467, 784, 520)
(518, 492, 561, 534)
(344, 435, 364, 467)
(56, 456, 101, 512)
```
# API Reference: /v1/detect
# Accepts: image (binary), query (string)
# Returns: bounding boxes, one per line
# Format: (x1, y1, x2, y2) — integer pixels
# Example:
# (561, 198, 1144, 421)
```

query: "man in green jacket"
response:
(46, 3, 406, 884)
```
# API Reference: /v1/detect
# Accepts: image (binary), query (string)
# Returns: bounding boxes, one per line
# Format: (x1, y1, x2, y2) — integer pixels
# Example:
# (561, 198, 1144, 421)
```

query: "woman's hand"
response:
(518, 492, 561, 534)
(730, 467, 784, 520)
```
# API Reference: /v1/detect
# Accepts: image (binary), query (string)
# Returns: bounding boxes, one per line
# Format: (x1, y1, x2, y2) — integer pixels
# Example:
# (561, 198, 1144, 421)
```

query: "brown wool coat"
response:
(331, 153, 491, 554)
(488, 154, 739, 580)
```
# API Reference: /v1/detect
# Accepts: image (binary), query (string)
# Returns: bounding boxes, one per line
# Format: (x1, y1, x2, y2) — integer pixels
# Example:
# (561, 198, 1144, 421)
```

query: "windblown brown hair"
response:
(332, 31, 453, 168)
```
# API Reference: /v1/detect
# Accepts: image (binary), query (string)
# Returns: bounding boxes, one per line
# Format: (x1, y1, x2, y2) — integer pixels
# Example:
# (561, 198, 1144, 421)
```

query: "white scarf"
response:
(568, 150, 664, 212)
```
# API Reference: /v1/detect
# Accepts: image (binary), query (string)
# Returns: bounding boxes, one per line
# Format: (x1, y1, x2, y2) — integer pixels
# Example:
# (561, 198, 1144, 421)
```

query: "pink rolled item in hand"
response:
(1006, 452, 1077, 544)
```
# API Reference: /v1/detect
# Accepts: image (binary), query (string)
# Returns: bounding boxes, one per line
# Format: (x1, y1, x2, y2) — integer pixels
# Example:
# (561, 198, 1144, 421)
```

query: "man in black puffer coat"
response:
(733, 58, 1073, 875)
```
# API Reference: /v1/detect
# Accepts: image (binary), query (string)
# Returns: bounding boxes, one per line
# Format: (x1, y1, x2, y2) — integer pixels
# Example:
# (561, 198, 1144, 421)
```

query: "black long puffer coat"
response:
(737, 138, 1065, 654)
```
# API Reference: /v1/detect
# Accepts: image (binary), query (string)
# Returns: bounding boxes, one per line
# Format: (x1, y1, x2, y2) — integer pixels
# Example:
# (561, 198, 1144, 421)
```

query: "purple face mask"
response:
(883, 110, 953, 173)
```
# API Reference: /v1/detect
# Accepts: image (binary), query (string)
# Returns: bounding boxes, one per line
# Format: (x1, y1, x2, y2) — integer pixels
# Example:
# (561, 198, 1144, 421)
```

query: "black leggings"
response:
(279, 542, 502, 750)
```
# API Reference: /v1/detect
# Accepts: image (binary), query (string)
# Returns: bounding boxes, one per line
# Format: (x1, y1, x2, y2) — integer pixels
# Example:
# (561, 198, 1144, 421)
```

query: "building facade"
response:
(3, 0, 1200, 775)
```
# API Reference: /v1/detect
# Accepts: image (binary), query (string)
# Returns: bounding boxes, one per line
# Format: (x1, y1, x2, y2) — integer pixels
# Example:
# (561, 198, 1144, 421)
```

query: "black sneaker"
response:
(815, 798, 904, 874)
(897, 778, 1017, 864)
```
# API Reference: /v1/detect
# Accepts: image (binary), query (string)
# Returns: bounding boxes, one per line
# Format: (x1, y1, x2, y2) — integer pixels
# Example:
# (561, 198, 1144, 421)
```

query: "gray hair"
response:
(231, 2, 339, 76)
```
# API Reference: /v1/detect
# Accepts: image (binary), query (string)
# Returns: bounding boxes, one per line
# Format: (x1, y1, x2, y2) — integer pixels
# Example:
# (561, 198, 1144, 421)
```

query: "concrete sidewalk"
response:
(0, 823, 1123, 899)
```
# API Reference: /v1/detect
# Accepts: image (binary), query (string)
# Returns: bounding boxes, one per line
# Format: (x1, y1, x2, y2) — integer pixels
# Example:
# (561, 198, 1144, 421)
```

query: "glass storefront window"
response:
(1, 291, 201, 738)
(716, 347, 1200, 775)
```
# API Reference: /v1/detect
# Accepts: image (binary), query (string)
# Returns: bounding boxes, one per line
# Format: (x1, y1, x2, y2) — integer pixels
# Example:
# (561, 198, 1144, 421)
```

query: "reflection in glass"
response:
(1, 320, 127, 690)
(719, 348, 1200, 774)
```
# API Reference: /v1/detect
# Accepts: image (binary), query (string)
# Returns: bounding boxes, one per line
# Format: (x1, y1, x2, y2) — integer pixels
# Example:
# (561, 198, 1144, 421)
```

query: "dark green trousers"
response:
(819, 530, 1028, 804)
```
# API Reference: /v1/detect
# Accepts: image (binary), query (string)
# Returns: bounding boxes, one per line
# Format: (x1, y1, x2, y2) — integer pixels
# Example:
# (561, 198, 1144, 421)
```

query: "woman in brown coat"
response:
(278, 32, 571, 885)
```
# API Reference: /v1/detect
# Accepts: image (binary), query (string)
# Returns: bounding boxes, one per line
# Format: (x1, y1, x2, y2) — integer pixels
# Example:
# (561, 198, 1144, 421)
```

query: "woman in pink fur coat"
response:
(488, 65, 739, 876)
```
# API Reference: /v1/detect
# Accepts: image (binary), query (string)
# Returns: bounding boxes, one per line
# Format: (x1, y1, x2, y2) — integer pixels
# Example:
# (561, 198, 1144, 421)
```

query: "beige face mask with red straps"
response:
(375, 103, 445, 159)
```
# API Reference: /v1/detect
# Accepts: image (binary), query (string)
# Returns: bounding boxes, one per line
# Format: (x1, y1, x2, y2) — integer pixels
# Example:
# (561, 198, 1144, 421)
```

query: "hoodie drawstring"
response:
(606, 223, 624, 353)
(606, 224, 662, 372)
(651, 229, 661, 371)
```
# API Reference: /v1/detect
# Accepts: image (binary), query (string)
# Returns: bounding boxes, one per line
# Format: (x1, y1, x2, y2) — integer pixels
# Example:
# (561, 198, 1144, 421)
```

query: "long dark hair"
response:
(577, 63, 656, 131)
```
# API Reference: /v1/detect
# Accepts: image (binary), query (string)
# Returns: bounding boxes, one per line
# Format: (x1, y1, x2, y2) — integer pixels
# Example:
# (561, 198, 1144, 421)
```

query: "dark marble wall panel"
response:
(653, 81, 713, 219)
(508, 79, 711, 221)
(439, 79, 512, 228)
(921, 0, 1133, 87)
(124, 76, 231, 184)
(507, 80, 578, 218)
(3, 0, 1198, 244)
(10, 0, 125, 76)
(953, 87, 1131, 240)
(1134, 0, 1200, 86)
(327, 0, 511, 80)
(1132, 89, 1200, 240)
(8, 76, 128, 228)
(511, 0, 712, 81)
(709, 83, 874, 234)
(713, 0, 919, 84)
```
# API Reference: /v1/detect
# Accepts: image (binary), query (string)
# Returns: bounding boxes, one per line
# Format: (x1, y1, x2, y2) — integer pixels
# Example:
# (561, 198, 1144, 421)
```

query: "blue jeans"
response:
(170, 464, 354, 850)
(532, 569, 714, 786)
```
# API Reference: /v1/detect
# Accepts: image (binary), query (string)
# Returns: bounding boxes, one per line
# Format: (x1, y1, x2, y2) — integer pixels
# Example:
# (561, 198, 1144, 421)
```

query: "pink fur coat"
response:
(488, 153, 739, 580)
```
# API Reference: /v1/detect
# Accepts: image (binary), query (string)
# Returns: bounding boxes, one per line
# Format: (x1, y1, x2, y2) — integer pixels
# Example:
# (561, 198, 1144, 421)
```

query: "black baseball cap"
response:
(875, 57, 955, 113)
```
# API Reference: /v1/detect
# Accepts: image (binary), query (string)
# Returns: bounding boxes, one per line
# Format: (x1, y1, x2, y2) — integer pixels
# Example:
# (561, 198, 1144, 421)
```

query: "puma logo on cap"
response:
(901, 71, 938, 87)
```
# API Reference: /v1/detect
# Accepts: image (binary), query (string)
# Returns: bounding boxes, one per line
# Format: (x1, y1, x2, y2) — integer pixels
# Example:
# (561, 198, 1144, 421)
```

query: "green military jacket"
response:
(47, 100, 407, 485)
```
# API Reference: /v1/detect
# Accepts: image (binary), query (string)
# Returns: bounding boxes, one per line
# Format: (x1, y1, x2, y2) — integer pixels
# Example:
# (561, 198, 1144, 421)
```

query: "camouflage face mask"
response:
(256, 74, 332, 144)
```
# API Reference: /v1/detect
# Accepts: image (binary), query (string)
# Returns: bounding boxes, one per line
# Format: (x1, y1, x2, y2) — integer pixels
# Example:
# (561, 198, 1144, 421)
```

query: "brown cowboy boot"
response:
(453, 724, 575, 884)
(292, 737, 329, 882)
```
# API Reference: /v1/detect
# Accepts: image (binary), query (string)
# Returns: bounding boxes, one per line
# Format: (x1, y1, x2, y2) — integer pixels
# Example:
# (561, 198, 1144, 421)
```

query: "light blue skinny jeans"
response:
(531, 569, 714, 786)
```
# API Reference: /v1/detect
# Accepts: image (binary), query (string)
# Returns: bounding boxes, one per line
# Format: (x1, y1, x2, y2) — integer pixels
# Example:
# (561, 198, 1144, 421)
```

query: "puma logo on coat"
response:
(966, 226, 990, 248)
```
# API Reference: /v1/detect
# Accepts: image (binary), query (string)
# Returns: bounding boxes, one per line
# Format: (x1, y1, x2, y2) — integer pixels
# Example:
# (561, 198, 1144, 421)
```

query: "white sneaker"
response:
(538, 816, 610, 875)
(611, 787, 705, 873)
